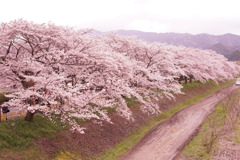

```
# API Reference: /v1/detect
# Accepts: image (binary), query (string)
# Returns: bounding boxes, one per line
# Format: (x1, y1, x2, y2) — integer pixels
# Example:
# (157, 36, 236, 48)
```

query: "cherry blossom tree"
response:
(164, 45, 240, 83)
(0, 20, 239, 133)
(0, 20, 175, 132)
(103, 33, 184, 95)
(103, 33, 239, 84)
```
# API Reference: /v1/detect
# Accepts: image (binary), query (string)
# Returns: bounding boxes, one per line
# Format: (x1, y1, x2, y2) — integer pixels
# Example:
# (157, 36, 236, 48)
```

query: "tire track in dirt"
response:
(121, 84, 237, 160)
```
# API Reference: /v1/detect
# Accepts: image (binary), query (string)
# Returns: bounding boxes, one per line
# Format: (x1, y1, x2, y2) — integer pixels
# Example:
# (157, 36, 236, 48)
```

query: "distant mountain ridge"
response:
(117, 30, 240, 61)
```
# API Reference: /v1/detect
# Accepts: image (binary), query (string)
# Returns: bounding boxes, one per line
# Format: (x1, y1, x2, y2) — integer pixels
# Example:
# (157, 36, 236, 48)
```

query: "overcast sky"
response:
(1, 0, 240, 35)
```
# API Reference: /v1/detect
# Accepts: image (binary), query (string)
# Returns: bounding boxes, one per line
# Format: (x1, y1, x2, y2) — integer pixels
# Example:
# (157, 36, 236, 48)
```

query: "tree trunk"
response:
(178, 76, 183, 84)
(25, 111, 35, 122)
(178, 78, 181, 84)
(189, 75, 194, 83)
(0, 108, 1, 122)
(184, 76, 188, 84)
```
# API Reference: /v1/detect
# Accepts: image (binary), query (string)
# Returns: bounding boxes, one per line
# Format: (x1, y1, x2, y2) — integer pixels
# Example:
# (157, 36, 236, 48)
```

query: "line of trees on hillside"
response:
(0, 20, 239, 132)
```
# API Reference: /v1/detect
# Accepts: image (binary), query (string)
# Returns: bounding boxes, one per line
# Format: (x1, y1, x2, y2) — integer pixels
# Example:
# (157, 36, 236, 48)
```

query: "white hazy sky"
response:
(1, 0, 240, 35)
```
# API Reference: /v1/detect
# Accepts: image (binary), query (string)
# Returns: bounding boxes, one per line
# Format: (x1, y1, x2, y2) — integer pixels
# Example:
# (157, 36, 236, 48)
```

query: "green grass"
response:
(234, 122, 240, 143)
(53, 151, 82, 160)
(233, 92, 240, 143)
(102, 106, 117, 113)
(97, 79, 235, 160)
(181, 81, 203, 90)
(0, 115, 64, 150)
(1, 146, 47, 160)
(73, 117, 89, 125)
(125, 96, 140, 107)
(183, 86, 240, 160)
(182, 102, 228, 159)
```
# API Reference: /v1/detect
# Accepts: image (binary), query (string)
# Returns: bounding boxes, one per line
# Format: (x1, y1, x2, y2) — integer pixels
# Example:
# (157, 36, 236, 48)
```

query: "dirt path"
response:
(121, 84, 237, 160)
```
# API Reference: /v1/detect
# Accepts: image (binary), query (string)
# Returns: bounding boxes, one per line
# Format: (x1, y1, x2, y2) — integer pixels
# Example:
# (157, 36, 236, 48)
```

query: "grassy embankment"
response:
(97, 80, 235, 160)
(0, 116, 66, 160)
(0, 79, 235, 160)
(182, 87, 240, 159)
(0, 93, 70, 160)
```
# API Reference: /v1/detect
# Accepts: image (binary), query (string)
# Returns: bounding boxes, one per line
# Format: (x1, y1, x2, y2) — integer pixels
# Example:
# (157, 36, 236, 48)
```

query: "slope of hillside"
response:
(0, 80, 234, 160)
(228, 51, 240, 61)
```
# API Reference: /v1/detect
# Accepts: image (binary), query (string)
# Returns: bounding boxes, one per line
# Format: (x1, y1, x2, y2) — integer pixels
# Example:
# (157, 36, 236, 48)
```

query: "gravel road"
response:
(121, 84, 237, 160)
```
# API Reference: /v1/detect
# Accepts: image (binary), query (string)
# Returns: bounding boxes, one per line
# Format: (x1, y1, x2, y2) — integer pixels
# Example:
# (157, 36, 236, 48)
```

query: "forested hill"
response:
(117, 30, 240, 61)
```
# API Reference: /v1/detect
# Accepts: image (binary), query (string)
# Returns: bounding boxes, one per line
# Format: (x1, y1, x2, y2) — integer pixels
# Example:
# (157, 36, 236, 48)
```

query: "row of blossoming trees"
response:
(0, 20, 239, 132)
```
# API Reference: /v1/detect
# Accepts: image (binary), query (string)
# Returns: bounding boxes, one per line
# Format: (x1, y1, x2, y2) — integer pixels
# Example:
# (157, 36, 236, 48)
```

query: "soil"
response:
(120, 84, 237, 160)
